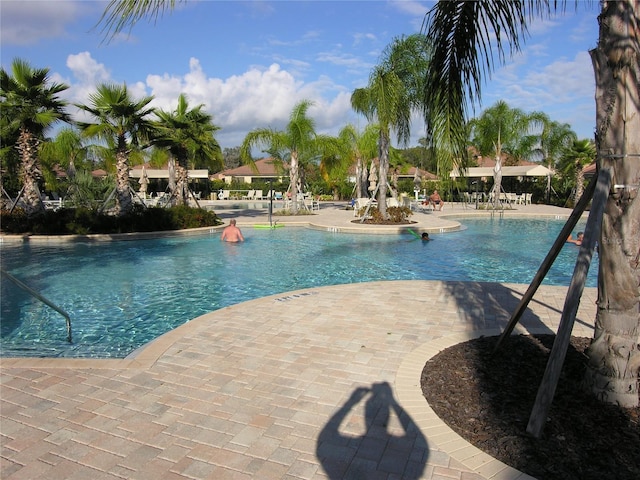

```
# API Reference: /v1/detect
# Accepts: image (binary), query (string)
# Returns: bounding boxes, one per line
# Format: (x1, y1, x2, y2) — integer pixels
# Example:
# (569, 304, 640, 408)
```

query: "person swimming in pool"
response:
(221, 219, 244, 242)
(566, 231, 584, 246)
(421, 232, 432, 241)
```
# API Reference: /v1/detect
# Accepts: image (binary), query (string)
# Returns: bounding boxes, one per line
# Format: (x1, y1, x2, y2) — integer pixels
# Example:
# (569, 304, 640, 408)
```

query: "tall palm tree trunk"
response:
(16, 128, 45, 216)
(290, 151, 299, 214)
(574, 165, 585, 203)
(114, 136, 132, 216)
(377, 133, 390, 218)
(584, 0, 640, 408)
(175, 152, 189, 206)
(492, 155, 503, 209)
(356, 155, 368, 199)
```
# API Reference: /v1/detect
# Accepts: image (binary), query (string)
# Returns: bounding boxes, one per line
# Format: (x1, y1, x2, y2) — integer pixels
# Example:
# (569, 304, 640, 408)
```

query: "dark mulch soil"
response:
(421, 335, 640, 480)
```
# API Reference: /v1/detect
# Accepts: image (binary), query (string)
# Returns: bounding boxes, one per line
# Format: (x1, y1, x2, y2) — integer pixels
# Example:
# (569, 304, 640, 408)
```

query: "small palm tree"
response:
(240, 100, 331, 214)
(467, 100, 543, 208)
(153, 93, 222, 206)
(559, 139, 596, 204)
(76, 83, 155, 216)
(351, 34, 429, 219)
(531, 116, 577, 203)
(0, 58, 70, 216)
(336, 124, 379, 199)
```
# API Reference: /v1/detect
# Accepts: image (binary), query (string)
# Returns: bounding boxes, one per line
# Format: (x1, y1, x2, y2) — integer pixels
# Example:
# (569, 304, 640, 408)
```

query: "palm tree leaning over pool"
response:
(559, 138, 596, 205)
(467, 100, 543, 208)
(351, 34, 430, 220)
(153, 93, 222, 206)
(0, 58, 70, 216)
(76, 83, 155, 216)
(240, 100, 332, 215)
(422, 1, 639, 409)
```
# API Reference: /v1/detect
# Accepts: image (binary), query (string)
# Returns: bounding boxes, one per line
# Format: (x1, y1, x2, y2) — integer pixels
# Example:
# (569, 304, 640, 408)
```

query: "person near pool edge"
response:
(221, 219, 245, 242)
(566, 231, 584, 246)
(421, 232, 431, 241)
(429, 190, 444, 211)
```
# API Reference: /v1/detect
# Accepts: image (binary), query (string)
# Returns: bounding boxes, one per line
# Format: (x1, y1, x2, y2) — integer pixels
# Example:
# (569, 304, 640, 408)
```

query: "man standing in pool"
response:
(221, 219, 244, 242)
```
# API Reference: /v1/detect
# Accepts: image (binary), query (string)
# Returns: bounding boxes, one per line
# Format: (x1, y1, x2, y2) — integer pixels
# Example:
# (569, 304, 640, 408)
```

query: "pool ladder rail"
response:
(1, 268, 72, 343)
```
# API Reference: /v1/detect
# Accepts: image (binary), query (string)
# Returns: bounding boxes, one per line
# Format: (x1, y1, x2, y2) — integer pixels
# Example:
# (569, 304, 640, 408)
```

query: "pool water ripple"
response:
(0, 217, 596, 358)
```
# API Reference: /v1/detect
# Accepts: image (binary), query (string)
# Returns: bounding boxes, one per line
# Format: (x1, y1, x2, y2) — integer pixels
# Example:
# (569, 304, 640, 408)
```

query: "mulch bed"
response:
(350, 219, 416, 225)
(421, 334, 640, 480)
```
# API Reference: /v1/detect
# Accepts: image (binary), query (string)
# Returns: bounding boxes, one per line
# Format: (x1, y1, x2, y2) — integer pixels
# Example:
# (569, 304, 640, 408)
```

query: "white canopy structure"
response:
(450, 164, 553, 179)
(129, 169, 209, 179)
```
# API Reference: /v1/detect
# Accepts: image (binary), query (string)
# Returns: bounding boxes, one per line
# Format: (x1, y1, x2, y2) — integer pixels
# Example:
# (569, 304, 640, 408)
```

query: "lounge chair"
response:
(254, 190, 264, 200)
(242, 190, 255, 200)
(218, 190, 230, 200)
(353, 197, 377, 217)
(305, 196, 320, 211)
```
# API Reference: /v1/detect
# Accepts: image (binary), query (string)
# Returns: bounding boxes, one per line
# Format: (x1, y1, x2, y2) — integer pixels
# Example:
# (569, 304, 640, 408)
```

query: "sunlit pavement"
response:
(1, 203, 595, 479)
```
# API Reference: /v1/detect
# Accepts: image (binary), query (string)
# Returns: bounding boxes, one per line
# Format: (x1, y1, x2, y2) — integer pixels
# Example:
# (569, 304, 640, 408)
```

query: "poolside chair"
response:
(353, 197, 376, 217)
(242, 190, 255, 200)
(386, 197, 400, 208)
(218, 190, 231, 200)
(254, 190, 264, 200)
(305, 196, 320, 211)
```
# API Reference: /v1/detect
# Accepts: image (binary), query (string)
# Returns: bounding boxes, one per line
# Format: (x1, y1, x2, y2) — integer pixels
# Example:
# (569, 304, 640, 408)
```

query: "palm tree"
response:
(336, 124, 379, 199)
(240, 100, 331, 214)
(559, 139, 596, 204)
(351, 34, 430, 219)
(422, 1, 639, 409)
(467, 100, 542, 208)
(153, 93, 222, 206)
(40, 127, 92, 193)
(76, 83, 155, 216)
(532, 116, 577, 203)
(0, 58, 70, 216)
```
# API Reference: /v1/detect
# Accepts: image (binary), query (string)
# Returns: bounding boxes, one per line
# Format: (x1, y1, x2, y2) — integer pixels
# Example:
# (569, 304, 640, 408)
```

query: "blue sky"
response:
(1, 0, 601, 152)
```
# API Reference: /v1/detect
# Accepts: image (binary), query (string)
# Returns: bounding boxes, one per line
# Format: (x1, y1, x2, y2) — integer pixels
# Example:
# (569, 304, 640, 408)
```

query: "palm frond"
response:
(97, 0, 180, 43)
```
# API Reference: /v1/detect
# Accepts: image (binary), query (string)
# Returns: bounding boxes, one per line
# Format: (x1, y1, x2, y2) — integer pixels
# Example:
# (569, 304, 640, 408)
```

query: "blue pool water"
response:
(0, 217, 596, 358)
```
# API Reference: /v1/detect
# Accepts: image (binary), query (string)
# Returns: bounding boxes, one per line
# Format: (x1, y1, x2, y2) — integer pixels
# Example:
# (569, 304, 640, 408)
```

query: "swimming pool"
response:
(0, 217, 596, 358)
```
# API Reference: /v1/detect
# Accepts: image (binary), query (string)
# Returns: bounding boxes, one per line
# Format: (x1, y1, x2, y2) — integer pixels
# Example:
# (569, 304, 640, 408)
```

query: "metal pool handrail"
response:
(1, 268, 72, 343)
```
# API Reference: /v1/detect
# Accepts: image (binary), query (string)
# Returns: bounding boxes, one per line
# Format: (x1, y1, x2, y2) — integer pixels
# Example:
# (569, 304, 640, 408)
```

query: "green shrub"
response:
(0, 205, 221, 235)
(357, 205, 413, 223)
(387, 206, 413, 223)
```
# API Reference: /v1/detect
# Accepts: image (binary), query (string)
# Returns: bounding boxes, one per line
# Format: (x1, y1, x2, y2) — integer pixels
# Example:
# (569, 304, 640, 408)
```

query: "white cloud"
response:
(0, 0, 94, 45)
(66, 52, 111, 85)
(390, 0, 431, 17)
(142, 58, 358, 148)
